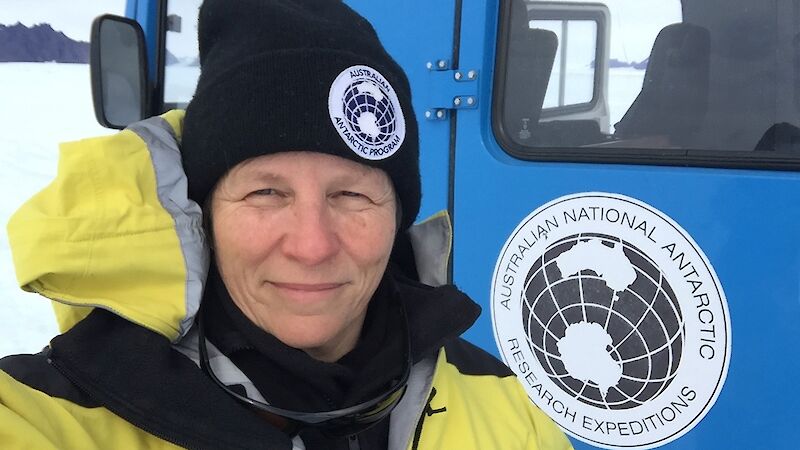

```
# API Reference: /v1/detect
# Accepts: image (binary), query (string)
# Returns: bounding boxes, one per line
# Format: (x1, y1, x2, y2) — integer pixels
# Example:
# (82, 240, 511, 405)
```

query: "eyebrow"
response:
(236, 169, 286, 185)
(328, 171, 376, 186)
(235, 163, 385, 189)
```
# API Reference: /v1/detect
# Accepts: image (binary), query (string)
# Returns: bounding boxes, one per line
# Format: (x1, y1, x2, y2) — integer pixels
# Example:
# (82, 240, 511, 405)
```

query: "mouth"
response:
(270, 282, 345, 291)
(267, 281, 347, 302)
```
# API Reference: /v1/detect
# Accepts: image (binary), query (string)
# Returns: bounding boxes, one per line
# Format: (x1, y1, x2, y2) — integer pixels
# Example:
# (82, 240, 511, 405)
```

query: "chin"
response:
(270, 316, 349, 357)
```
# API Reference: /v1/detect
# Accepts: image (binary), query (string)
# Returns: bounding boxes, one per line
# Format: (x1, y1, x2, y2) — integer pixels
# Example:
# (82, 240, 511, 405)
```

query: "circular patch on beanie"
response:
(328, 65, 406, 160)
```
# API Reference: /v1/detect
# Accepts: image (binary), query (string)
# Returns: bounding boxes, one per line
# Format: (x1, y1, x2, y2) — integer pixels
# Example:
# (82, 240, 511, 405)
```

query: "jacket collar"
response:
(49, 308, 293, 450)
(47, 273, 479, 449)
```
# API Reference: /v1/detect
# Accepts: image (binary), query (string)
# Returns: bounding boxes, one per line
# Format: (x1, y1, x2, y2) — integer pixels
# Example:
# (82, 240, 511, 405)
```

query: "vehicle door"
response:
(451, 0, 799, 449)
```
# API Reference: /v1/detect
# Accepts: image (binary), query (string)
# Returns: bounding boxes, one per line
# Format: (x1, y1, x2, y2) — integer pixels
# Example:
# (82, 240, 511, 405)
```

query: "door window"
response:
(493, 0, 800, 170)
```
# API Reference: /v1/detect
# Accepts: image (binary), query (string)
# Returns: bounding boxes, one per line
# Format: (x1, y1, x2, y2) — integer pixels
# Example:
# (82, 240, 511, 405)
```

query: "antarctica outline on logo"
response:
(491, 192, 731, 450)
(328, 65, 406, 161)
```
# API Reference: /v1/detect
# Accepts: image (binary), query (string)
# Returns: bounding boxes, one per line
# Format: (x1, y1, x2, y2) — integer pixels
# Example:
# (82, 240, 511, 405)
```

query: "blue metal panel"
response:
(454, 165, 800, 450)
(344, 0, 457, 220)
(451, 1, 799, 449)
(126, 0, 160, 84)
(453, 0, 505, 352)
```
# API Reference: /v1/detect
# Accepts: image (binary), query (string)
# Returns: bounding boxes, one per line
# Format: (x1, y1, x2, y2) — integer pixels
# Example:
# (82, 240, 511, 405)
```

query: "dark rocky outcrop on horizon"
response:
(0, 22, 89, 63)
(591, 58, 649, 70)
(632, 58, 649, 70)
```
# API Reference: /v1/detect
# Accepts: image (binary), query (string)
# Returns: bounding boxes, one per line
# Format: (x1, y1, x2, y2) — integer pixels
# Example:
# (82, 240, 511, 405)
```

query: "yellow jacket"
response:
(0, 111, 572, 450)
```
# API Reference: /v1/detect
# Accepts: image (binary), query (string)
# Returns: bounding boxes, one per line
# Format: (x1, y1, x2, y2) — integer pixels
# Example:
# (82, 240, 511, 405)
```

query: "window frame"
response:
(491, 0, 800, 171)
(533, 10, 606, 118)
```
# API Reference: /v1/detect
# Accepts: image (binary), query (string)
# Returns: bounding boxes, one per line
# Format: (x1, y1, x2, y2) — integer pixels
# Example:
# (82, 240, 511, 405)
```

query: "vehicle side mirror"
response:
(90, 15, 148, 129)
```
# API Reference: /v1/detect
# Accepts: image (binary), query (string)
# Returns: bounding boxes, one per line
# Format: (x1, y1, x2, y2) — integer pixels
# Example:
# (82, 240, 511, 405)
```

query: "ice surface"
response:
(0, 63, 113, 357)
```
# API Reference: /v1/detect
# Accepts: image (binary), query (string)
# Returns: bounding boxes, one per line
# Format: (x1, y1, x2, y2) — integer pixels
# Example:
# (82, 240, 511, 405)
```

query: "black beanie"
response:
(182, 0, 421, 232)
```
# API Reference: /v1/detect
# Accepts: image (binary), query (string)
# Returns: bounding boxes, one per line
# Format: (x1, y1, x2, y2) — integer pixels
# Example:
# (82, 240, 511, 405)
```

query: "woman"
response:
(0, 0, 571, 448)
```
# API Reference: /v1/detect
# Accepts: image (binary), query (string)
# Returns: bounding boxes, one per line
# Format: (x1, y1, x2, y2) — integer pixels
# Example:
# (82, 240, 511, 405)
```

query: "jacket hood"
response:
(7, 111, 209, 342)
(6, 110, 453, 343)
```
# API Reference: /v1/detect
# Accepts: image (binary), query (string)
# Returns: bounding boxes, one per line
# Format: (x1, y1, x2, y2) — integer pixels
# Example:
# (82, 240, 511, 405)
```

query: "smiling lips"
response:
(268, 281, 347, 301)
(271, 282, 345, 291)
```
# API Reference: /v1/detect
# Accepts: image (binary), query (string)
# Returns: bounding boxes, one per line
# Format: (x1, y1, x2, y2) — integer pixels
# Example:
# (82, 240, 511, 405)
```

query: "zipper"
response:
(410, 387, 447, 450)
(395, 356, 437, 450)
(348, 434, 360, 450)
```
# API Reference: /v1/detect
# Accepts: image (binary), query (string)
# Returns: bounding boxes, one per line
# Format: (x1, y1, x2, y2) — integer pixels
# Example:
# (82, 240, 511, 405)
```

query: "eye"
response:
(331, 190, 373, 209)
(338, 191, 366, 198)
(244, 188, 287, 206)
(250, 188, 277, 196)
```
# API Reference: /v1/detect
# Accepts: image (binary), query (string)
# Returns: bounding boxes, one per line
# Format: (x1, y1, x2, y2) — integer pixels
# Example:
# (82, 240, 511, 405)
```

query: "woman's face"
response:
(210, 151, 397, 362)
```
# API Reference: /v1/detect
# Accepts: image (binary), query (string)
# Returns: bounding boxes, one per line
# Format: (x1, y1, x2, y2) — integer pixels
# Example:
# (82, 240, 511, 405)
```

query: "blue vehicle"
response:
(92, 1, 798, 448)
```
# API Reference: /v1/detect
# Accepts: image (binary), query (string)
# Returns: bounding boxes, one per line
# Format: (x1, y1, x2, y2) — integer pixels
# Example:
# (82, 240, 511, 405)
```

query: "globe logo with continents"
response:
(342, 80, 397, 146)
(523, 233, 684, 410)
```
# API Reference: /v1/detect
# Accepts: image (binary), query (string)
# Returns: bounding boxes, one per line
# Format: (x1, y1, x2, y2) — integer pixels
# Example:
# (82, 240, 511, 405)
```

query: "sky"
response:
(601, 0, 682, 62)
(0, 0, 126, 41)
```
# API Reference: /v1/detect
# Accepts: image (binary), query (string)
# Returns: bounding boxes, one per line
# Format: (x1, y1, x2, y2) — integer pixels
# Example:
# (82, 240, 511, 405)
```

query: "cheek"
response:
(212, 210, 279, 266)
(337, 211, 397, 265)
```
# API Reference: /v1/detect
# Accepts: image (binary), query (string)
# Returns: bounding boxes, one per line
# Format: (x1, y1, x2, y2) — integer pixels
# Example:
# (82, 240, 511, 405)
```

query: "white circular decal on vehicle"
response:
(491, 193, 730, 449)
(328, 65, 406, 160)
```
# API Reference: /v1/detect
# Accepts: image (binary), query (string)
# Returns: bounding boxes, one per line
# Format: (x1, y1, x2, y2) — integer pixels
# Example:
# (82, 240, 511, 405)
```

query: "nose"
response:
(281, 198, 340, 266)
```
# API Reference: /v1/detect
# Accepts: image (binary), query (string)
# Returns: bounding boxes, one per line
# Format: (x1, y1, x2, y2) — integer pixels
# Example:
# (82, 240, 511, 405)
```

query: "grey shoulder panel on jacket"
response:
(443, 339, 514, 377)
(0, 349, 100, 408)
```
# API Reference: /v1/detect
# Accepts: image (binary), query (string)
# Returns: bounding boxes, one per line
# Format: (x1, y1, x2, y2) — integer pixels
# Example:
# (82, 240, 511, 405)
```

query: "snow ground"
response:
(0, 63, 112, 357)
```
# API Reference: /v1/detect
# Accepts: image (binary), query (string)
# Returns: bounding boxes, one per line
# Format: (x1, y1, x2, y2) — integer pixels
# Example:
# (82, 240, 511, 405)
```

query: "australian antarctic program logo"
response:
(491, 193, 731, 449)
(328, 65, 406, 161)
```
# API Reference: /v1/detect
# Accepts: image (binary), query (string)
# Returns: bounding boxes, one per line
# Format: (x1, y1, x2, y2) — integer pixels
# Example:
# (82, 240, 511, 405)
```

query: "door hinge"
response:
(424, 59, 479, 121)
